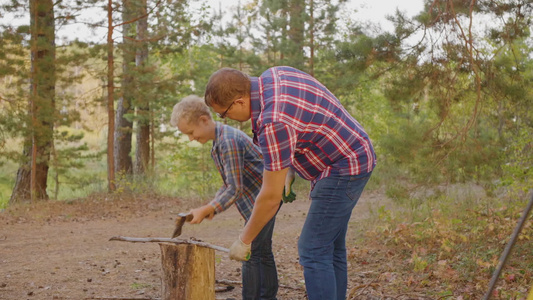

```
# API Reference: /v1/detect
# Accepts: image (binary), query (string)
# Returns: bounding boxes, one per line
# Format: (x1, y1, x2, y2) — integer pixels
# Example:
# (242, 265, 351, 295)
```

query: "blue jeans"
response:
(242, 203, 281, 300)
(298, 172, 372, 300)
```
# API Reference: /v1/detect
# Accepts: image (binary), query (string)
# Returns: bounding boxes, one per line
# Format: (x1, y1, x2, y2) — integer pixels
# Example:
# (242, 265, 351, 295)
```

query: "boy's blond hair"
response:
(170, 95, 213, 127)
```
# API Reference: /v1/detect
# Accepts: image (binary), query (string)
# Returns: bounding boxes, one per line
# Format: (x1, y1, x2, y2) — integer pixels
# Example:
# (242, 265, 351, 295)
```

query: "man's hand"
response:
(189, 205, 215, 224)
(229, 236, 251, 261)
(282, 168, 296, 203)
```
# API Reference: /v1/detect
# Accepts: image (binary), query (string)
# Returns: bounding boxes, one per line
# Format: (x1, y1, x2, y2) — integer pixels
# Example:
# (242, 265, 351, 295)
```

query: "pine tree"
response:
(114, 0, 137, 177)
(134, 0, 150, 175)
(10, 0, 57, 202)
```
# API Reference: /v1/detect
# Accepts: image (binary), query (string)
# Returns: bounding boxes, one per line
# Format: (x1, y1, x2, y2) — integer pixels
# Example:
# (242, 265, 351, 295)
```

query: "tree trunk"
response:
(287, 0, 305, 70)
(159, 243, 215, 300)
(114, 0, 136, 176)
(11, 0, 56, 203)
(134, 100, 150, 176)
(308, 0, 315, 76)
(135, 0, 150, 175)
(10, 145, 32, 203)
(107, 0, 116, 192)
(114, 96, 133, 176)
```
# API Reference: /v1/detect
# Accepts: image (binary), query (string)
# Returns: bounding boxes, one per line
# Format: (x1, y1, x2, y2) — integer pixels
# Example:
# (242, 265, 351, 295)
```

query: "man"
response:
(204, 66, 376, 300)
(170, 95, 280, 300)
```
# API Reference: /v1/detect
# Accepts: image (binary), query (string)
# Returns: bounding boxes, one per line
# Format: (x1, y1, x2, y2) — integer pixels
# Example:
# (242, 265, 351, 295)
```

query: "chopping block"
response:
(159, 243, 215, 300)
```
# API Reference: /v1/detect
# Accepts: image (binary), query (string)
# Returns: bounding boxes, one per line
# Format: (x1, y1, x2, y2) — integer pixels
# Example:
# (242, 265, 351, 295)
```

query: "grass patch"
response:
(352, 191, 532, 299)
(0, 160, 17, 209)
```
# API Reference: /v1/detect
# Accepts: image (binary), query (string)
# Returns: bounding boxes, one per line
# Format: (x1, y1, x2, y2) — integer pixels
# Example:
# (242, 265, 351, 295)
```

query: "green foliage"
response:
(360, 0, 531, 196)
(0, 160, 17, 209)
(48, 127, 102, 200)
(158, 137, 221, 200)
(0, 29, 30, 160)
(385, 183, 410, 204)
(1, 2, 531, 297)
(360, 194, 532, 298)
(501, 126, 533, 194)
(1, 0, 532, 210)
(47, 163, 106, 201)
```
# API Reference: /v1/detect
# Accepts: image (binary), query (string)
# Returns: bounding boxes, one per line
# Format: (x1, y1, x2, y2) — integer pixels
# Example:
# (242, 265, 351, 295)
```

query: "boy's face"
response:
(177, 116, 214, 144)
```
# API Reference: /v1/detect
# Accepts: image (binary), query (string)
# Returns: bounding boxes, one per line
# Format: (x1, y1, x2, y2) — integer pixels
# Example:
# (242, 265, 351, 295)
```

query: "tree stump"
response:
(159, 243, 215, 300)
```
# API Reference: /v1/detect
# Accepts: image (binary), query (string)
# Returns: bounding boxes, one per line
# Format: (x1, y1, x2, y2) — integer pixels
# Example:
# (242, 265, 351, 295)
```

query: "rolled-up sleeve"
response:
(258, 122, 298, 171)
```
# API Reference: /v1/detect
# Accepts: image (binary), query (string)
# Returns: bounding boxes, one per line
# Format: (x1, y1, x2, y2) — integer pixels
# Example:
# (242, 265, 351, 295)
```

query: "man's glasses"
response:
(217, 101, 236, 119)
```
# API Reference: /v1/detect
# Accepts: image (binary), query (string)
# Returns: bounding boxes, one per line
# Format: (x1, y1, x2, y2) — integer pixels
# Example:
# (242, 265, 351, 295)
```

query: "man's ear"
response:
(234, 96, 251, 111)
(234, 97, 246, 107)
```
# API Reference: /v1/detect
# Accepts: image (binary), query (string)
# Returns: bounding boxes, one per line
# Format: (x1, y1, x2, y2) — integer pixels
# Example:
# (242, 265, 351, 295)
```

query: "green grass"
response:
(355, 187, 533, 298)
(0, 160, 17, 209)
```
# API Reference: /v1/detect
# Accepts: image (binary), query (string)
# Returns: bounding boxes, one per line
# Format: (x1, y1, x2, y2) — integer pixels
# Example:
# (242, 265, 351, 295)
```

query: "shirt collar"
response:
(250, 77, 261, 133)
(213, 121, 222, 147)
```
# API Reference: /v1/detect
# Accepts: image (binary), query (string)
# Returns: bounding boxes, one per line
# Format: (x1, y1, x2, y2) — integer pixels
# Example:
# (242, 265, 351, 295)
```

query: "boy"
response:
(204, 66, 376, 300)
(170, 95, 281, 300)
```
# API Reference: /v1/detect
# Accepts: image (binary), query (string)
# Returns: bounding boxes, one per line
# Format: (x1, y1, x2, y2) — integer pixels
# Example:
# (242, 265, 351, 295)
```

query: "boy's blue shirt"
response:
(209, 122, 264, 221)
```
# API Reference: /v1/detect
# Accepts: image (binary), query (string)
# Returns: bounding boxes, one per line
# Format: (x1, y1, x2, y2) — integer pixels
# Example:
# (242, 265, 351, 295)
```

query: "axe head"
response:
(172, 212, 193, 238)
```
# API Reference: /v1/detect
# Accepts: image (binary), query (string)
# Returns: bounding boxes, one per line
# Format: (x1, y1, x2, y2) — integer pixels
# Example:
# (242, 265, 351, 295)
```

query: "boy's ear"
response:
(198, 114, 210, 123)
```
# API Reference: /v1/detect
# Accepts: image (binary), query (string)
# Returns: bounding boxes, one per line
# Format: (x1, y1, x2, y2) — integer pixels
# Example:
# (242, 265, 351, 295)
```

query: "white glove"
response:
(229, 236, 251, 261)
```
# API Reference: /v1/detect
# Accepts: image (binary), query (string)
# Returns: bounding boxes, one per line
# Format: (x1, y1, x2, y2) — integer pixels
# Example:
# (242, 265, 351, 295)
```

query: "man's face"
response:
(211, 97, 251, 122)
(176, 117, 213, 144)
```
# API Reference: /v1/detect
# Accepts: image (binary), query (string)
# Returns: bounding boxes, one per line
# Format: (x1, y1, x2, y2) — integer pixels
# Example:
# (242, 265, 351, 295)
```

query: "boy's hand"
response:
(229, 236, 251, 261)
(189, 205, 215, 224)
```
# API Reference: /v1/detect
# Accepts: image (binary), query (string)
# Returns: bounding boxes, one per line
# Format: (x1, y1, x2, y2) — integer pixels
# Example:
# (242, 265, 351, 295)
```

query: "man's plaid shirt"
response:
(250, 66, 376, 184)
(209, 122, 263, 221)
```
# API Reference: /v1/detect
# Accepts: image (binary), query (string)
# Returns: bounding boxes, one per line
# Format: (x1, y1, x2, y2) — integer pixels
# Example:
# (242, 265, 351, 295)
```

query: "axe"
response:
(172, 212, 193, 238)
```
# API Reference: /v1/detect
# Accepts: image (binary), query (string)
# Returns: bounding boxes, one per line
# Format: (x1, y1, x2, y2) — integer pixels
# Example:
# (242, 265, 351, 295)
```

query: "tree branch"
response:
(123, 34, 166, 43)
(112, 0, 164, 29)
(109, 236, 230, 253)
(0, 95, 14, 104)
(449, 0, 482, 135)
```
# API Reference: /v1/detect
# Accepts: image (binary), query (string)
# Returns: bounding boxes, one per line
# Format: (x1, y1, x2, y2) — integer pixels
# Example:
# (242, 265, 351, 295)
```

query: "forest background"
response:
(0, 0, 532, 298)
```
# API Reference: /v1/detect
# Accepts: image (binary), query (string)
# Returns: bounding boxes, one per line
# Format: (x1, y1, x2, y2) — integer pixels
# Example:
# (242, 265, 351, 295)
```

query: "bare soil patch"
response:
(0, 191, 384, 300)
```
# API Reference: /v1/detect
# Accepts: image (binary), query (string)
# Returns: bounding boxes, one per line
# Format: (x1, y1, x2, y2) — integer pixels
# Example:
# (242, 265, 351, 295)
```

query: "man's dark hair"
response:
(204, 68, 251, 107)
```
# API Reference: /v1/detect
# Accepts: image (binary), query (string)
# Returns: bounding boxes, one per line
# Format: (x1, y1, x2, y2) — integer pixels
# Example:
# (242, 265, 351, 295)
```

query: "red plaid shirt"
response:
(210, 122, 263, 221)
(250, 66, 376, 183)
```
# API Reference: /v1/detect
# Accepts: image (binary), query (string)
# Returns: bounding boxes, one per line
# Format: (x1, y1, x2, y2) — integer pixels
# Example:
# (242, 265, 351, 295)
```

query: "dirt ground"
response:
(0, 190, 384, 300)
